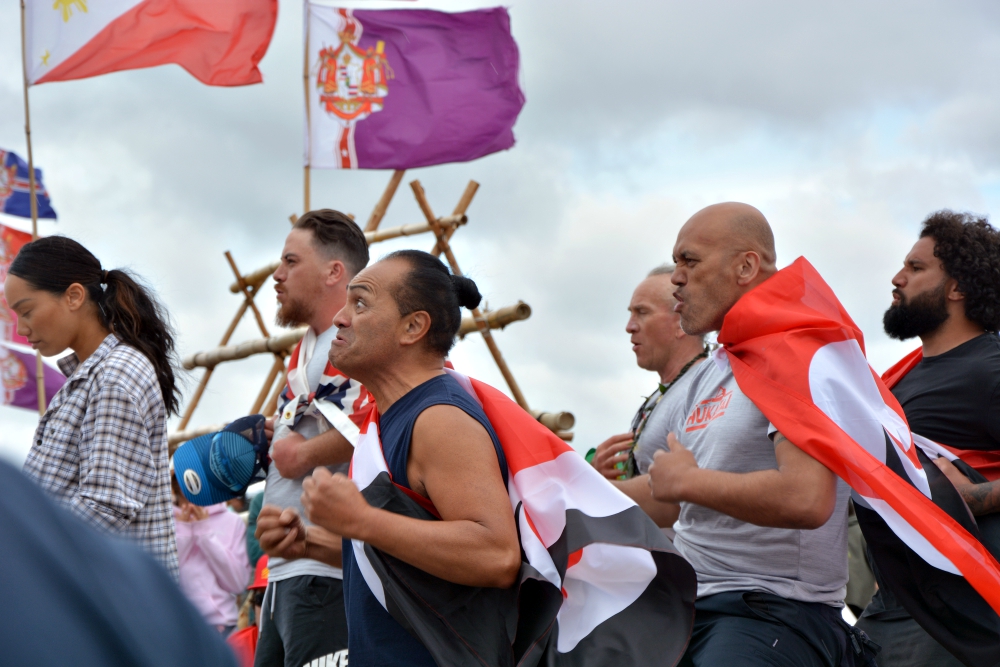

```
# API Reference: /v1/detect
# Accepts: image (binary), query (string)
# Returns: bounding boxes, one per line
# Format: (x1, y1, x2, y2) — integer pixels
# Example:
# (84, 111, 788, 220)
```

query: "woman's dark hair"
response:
(920, 210, 1000, 332)
(384, 250, 481, 355)
(9, 236, 182, 414)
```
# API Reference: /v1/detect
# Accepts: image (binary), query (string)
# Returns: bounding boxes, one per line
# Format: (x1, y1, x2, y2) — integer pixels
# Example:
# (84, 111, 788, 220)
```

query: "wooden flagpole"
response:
(20, 0, 45, 417)
(303, 0, 311, 213)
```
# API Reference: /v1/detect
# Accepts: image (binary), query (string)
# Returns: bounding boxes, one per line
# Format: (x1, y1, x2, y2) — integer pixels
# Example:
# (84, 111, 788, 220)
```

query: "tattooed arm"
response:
(933, 458, 1000, 516)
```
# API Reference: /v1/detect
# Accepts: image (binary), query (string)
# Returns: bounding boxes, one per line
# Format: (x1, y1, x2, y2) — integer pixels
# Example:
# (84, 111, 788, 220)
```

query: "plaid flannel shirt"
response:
(23, 334, 179, 578)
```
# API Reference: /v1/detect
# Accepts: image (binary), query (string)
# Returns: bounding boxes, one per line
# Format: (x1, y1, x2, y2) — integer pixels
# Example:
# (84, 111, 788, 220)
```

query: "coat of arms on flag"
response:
(306, 5, 525, 170)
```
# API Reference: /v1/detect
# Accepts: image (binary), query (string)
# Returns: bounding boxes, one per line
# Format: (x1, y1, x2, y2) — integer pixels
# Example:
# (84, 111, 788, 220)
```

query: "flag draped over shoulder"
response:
(348, 370, 696, 667)
(0, 150, 56, 220)
(25, 0, 277, 86)
(306, 6, 525, 169)
(718, 257, 1000, 666)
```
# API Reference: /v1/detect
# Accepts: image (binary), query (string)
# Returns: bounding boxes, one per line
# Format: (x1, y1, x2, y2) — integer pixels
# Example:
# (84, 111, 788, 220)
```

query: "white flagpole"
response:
(20, 0, 46, 417)
(303, 0, 311, 213)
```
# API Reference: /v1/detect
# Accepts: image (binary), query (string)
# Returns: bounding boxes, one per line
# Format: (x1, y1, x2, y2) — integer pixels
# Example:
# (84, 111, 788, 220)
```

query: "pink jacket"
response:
(174, 504, 251, 627)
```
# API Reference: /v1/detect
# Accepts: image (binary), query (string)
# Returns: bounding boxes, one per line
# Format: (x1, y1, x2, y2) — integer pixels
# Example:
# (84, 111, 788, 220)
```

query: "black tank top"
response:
(342, 373, 507, 667)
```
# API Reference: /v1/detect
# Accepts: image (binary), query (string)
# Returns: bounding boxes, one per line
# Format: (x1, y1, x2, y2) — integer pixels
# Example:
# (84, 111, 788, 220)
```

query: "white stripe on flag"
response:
(557, 542, 657, 653)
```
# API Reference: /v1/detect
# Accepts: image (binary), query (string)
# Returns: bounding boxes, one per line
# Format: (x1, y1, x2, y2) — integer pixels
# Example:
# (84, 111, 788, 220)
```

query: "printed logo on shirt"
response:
(303, 650, 347, 667)
(685, 386, 733, 432)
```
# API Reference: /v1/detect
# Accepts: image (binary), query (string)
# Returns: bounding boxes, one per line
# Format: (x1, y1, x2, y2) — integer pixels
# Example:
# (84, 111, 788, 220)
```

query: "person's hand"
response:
(176, 502, 209, 522)
(933, 456, 972, 490)
(591, 432, 634, 479)
(301, 468, 371, 539)
(255, 505, 307, 560)
(647, 433, 699, 503)
(271, 431, 307, 478)
(264, 417, 275, 444)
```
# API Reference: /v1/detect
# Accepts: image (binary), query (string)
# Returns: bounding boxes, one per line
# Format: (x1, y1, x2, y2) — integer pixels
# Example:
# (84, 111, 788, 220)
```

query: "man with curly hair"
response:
(856, 210, 1000, 667)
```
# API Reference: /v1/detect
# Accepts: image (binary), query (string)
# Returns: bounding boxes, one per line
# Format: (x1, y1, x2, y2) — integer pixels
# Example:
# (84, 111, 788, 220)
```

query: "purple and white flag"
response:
(305, 5, 524, 169)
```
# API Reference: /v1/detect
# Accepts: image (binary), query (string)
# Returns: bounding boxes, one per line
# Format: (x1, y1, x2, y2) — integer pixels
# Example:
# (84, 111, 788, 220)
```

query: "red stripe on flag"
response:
(37, 0, 277, 86)
(469, 378, 572, 475)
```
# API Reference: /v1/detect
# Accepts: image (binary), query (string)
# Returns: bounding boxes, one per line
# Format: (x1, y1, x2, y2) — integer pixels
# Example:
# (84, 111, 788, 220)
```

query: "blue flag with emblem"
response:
(0, 149, 56, 220)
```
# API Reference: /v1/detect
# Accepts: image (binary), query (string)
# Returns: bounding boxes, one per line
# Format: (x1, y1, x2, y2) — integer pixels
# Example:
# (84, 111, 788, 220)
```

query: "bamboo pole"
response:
(250, 355, 286, 414)
(229, 215, 468, 293)
(530, 410, 576, 432)
(182, 328, 306, 370)
(169, 423, 226, 450)
(176, 300, 249, 430)
(366, 170, 405, 232)
(225, 251, 271, 338)
(262, 367, 287, 418)
(457, 301, 531, 338)
(20, 1, 45, 417)
(410, 180, 530, 410)
(432, 180, 479, 257)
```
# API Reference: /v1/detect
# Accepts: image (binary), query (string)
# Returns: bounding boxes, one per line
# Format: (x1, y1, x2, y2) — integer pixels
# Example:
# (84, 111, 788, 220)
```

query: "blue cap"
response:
(173, 415, 269, 506)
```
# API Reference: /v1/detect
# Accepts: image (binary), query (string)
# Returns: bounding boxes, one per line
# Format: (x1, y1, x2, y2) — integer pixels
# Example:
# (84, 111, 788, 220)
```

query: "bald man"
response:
(647, 204, 856, 667)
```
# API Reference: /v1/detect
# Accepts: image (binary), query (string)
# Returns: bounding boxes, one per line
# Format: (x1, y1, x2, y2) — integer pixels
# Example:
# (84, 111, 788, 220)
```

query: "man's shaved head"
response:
(681, 202, 776, 267)
(671, 203, 778, 334)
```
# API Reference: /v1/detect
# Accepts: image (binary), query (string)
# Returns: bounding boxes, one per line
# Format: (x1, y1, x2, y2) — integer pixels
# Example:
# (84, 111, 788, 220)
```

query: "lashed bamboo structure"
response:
(458, 301, 531, 338)
(182, 328, 307, 370)
(171, 174, 575, 448)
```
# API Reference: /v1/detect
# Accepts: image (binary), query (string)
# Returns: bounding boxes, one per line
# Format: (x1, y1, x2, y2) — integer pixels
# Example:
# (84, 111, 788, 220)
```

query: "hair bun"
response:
(451, 274, 482, 310)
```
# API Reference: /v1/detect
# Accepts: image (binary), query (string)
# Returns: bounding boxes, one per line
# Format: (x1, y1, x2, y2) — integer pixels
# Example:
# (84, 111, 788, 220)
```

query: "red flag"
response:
(719, 257, 1000, 665)
(26, 0, 277, 87)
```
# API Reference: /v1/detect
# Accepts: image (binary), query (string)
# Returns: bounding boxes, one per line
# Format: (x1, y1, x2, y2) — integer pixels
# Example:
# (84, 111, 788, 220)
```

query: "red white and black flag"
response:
(349, 370, 697, 666)
(718, 257, 1000, 666)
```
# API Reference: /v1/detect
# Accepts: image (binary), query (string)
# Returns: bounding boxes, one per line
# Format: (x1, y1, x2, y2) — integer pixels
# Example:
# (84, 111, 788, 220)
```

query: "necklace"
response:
(622, 346, 709, 479)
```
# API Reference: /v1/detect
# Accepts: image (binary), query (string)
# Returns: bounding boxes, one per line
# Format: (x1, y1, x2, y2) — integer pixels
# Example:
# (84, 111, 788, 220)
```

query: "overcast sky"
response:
(2, 0, 999, 465)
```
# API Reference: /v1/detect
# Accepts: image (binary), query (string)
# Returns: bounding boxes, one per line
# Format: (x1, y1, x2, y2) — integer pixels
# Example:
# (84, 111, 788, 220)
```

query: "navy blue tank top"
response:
(343, 373, 507, 667)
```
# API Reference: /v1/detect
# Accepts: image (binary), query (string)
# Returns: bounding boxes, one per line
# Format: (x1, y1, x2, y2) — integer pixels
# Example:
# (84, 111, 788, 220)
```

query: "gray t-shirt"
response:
(264, 325, 347, 582)
(641, 351, 850, 606)
(633, 362, 703, 474)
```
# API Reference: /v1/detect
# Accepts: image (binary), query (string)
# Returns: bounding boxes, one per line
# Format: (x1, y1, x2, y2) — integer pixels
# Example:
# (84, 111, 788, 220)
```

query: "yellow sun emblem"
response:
(53, 0, 88, 22)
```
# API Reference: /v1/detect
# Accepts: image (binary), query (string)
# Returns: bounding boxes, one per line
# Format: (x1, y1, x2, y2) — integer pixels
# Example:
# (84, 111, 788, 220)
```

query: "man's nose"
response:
(891, 270, 905, 288)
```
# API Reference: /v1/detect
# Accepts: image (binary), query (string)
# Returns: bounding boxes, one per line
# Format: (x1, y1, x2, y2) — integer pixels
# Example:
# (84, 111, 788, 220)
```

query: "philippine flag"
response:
(348, 369, 697, 666)
(719, 257, 1000, 666)
(25, 0, 278, 87)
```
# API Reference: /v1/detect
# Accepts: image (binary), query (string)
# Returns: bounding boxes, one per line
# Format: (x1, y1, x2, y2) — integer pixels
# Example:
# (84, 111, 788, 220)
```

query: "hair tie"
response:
(100, 269, 109, 287)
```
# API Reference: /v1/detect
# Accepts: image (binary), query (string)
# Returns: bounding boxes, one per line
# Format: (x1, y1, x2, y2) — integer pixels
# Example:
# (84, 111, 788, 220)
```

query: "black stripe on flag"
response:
(856, 436, 1000, 666)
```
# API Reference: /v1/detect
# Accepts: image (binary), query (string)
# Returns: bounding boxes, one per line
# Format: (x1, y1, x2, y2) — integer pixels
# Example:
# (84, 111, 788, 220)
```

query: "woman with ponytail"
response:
(5, 236, 181, 577)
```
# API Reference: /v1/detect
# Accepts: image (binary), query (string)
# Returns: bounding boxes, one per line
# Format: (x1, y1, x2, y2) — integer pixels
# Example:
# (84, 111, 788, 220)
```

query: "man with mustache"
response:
(647, 203, 855, 666)
(855, 211, 1000, 667)
(255, 210, 372, 667)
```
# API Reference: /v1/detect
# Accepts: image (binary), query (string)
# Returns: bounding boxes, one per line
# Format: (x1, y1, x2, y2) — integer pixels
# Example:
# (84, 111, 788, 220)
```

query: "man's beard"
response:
(883, 281, 949, 340)
(276, 296, 313, 328)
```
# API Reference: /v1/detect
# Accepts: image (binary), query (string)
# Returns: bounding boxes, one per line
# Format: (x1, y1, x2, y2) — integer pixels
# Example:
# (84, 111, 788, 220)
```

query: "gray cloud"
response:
(2, 0, 999, 462)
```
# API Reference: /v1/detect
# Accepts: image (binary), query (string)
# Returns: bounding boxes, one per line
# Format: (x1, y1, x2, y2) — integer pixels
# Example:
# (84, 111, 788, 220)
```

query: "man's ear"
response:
(946, 277, 966, 302)
(64, 283, 88, 312)
(324, 260, 346, 286)
(399, 310, 432, 347)
(735, 251, 762, 287)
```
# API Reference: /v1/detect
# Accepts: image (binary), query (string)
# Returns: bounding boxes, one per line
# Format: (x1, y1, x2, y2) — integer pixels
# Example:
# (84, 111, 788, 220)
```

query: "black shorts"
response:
(254, 575, 349, 667)
(680, 591, 878, 667)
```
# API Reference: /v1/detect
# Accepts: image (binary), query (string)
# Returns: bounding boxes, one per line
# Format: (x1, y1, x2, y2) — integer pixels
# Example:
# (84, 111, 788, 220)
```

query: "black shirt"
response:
(891, 333, 1000, 451)
(862, 333, 1000, 621)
